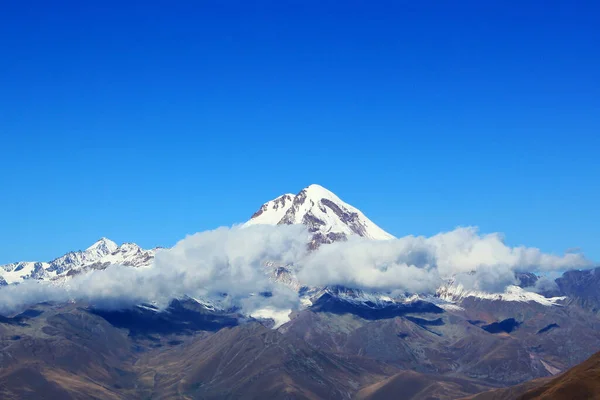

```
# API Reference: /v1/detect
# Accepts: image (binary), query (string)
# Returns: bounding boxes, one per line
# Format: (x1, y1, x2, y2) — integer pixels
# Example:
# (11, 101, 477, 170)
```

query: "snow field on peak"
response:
(245, 184, 395, 241)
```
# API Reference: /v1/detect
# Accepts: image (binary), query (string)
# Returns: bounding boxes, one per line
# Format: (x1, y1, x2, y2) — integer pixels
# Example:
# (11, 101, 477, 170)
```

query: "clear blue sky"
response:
(1, 1, 598, 264)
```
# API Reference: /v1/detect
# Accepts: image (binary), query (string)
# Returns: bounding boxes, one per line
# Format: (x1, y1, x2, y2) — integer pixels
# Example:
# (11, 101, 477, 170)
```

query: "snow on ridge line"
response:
(290, 184, 395, 240)
(299, 184, 395, 238)
(250, 307, 292, 329)
(437, 284, 567, 306)
(86, 237, 118, 252)
(0, 238, 156, 285)
(245, 193, 296, 226)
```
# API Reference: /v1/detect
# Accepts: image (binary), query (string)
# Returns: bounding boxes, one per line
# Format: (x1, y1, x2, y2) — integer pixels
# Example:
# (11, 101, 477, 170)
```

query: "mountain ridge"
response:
(0, 237, 157, 284)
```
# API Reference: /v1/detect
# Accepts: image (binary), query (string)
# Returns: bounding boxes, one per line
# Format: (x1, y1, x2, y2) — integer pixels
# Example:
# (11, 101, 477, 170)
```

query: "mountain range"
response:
(0, 238, 157, 285)
(1, 184, 599, 399)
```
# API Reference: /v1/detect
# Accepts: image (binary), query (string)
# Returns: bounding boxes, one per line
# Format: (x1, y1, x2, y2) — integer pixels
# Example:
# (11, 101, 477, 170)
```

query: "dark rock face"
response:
(0, 308, 44, 326)
(320, 198, 368, 236)
(308, 231, 347, 250)
(90, 298, 239, 337)
(405, 316, 444, 326)
(47, 252, 79, 274)
(30, 262, 49, 280)
(250, 207, 265, 219)
(310, 292, 444, 320)
(555, 267, 600, 313)
(279, 189, 308, 225)
(482, 318, 521, 334)
(468, 320, 485, 326)
(537, 323, 559, 334)
(301, 212, 326, 232)
(250, 194, 294, 219)
(516, 272, 539, 288)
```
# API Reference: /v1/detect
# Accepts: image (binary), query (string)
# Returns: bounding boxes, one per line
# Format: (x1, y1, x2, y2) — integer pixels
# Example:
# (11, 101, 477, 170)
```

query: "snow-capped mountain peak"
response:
(47, 238, 120, 275)
(245, 184, 394, 247)
(85, 237, 119, 258)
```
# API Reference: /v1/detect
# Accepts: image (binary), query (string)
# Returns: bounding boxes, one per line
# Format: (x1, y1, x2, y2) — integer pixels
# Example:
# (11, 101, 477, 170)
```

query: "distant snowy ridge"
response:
(0, 238, 157, 284)
(436, 282, 567, 306)
(262, 263, 567, 311)
(245, 184, 394, 248)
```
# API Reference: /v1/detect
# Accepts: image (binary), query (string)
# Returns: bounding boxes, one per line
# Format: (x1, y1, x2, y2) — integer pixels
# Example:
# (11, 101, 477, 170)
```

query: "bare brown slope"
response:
(0, 302, 399, 400)
(461, 378, 551, 400)
(464, 351, 600, 400)
(355, 370, 493, 400)
(138, 321, 399, 399)
(518, 350, 600, 400)
(0, 305, 138, 399)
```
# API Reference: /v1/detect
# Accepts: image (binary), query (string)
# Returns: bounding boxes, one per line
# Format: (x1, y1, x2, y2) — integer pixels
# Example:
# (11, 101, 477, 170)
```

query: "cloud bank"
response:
(0, 225, 308, 315)
(0, 225, 592, 316)
(299, 227, 591, 293)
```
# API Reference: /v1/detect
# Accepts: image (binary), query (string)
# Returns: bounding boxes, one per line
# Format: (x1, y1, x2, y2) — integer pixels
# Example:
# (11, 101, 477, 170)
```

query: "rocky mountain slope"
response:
(0, 300, 397, 400)
(2, 291, 600, 399)
(464, 350, 600, 400)
(356, 370, 492, 400)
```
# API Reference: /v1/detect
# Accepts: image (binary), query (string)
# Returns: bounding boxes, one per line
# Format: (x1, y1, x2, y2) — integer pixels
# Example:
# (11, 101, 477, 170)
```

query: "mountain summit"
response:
(245, 184, 394, 248)
(85, 237, 118, 258)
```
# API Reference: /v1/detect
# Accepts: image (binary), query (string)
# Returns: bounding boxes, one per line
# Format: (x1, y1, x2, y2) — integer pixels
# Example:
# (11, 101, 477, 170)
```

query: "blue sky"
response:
(1, 1, 599, 264)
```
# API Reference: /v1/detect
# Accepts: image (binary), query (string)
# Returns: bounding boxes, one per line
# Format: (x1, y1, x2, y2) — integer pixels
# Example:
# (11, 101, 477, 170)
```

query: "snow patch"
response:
(437, 283, 566, 306)
(250, 307, 292, 328)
